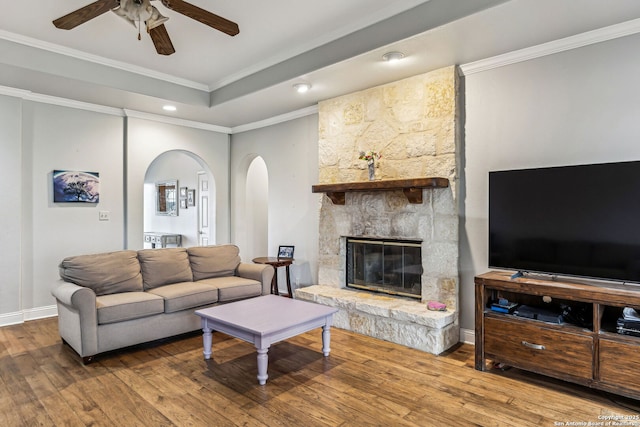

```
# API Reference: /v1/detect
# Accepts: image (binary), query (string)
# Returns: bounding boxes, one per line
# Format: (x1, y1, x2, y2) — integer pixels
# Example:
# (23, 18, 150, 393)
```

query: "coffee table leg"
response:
(256, 347, 269, 385)
(322, 324, 331, 356)
(202, 326, 213, 360)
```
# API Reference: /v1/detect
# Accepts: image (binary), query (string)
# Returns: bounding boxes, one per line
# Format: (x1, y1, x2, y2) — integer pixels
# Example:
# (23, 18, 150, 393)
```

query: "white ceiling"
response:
(2, 0, 640, 129)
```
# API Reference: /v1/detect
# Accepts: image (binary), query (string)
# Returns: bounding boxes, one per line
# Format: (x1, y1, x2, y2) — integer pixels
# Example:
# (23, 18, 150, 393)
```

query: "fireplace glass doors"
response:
(346, 237, 422, 299)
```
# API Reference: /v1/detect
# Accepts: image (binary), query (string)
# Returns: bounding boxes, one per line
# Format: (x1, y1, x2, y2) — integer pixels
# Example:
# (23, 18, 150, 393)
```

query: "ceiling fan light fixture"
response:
(53, 0, 239, 56)
(146, 9, 169, 30)
(293, 83, 311, 93)
(382, 51, 405, 63)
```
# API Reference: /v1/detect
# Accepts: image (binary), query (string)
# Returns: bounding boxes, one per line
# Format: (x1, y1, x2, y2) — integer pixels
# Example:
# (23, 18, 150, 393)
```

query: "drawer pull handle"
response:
(521, 341, 545, 350)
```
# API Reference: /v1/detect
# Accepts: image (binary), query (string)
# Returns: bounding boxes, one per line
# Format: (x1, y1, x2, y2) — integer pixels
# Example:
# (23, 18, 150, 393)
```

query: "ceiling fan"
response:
(53, 0, 239, 56)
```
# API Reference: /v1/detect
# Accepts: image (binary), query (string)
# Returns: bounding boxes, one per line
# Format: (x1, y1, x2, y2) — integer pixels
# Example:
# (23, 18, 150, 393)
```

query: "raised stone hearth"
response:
(295, 286, 458, 354)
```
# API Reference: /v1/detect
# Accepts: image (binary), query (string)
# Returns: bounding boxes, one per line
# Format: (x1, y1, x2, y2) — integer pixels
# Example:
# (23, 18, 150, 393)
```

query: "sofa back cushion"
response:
(138, 248, 193, 290)
(59, 250, 143, 296)
(188, 245, 241, 281)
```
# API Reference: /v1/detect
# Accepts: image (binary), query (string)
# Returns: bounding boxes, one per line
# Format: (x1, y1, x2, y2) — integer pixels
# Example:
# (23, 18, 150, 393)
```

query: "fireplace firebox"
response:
(346, 237, 422, 299)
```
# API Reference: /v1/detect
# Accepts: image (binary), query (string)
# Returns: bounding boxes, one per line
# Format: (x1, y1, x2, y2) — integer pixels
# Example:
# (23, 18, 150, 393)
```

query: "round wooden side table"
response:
(252, 257, 294, 297)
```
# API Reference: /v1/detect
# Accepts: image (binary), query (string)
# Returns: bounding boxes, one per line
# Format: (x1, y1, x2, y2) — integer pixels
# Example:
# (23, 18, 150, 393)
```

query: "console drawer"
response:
(599, 338, 640, 394)
(484, 316, 593, 380)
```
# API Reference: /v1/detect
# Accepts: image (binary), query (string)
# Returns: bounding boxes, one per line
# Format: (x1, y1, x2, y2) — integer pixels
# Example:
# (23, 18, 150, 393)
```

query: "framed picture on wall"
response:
(278, 245, 295, 259)
(53, 170, 100, 203)
(180, 187, 188, 198)
(180, 199, 187, 209)
(187, 189, 196, 206)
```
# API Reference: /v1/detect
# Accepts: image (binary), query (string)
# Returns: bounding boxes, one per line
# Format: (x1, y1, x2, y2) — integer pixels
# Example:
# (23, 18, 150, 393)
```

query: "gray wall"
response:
(127, 117, 231, 250)
(230, 114, 320, 291)
(0, 95, 24, 316)
(17, 101, 125, 319)
(0, 98, 230, 324)
(460, 33, 640, 330)
(3, 29, 639, 335)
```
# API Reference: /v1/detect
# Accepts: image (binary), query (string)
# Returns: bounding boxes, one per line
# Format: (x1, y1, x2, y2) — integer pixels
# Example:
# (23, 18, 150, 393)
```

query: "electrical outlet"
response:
(99, 211, 110, 221)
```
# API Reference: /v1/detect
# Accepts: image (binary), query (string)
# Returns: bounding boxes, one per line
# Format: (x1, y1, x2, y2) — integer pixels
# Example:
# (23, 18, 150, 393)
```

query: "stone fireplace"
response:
(296, 66, 460, 354)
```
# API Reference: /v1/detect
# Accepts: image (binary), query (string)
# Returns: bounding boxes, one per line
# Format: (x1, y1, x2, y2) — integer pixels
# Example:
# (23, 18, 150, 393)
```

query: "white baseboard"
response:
(460, 327, 475, 345)
(0, 305, 57, 327)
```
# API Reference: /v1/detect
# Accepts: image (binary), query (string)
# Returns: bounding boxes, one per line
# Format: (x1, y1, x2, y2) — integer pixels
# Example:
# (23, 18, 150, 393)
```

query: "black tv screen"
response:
(489, 161, 640, 283)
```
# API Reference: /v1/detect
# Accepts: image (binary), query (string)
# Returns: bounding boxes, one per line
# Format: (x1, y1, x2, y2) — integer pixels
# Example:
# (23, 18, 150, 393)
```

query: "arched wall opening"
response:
(233, 154, 268, 261)
(143, 150, 216, 248)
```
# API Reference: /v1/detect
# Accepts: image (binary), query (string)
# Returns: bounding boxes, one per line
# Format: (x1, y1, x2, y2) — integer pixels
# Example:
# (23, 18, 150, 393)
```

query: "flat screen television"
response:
(489, 160, 640, 283)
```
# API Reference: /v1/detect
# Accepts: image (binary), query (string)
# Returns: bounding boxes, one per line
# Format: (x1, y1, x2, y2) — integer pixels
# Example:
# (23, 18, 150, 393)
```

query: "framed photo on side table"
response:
(278, 245, 294, 259)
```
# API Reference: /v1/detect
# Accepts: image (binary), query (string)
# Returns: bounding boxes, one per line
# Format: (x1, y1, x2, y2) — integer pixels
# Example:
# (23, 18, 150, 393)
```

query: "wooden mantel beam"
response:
(311, 177, 449, 205)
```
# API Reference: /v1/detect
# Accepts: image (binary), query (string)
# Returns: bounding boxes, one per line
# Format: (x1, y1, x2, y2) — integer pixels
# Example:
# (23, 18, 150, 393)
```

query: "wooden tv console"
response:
(475, 271, 640, 400)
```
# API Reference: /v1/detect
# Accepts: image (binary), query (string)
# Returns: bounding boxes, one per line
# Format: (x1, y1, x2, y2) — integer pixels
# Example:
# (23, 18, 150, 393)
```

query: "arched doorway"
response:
(143, 150, 215, 248)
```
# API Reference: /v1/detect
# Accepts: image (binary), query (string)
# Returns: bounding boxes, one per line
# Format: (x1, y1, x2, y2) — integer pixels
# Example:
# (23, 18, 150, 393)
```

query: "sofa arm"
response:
(237, 262, 274, 295)
(51, 280, 99, 359)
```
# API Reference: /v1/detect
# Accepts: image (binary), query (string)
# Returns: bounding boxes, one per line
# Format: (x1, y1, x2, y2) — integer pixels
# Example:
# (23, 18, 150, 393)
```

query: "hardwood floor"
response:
(1, 317, 639, 426)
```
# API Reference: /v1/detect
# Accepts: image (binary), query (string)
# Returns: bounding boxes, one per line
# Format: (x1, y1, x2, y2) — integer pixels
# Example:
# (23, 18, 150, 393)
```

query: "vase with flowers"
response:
(359, 150, 381, 181)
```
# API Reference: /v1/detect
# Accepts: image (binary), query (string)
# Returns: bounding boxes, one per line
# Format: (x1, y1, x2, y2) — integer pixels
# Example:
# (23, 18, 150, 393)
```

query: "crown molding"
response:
(231, 105, 318, 134)
(0, 85, 31, 99)
(123, 109, 231, 134)
(27, 93, 125, 116)
(0, 85, 235, 132)
(0, 29, 209, 92)
(460, 17, 640, 76)
(0, 85, 124, 116)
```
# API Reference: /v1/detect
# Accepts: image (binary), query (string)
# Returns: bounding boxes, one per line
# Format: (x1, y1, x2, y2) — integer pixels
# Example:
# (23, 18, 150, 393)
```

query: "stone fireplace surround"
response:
(295, 65, 461, 355)
(296, 185, 459, 354)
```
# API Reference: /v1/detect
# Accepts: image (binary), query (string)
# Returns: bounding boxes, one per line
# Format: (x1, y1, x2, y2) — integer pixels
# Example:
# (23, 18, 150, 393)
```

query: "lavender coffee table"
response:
(195, 295, 338, 385)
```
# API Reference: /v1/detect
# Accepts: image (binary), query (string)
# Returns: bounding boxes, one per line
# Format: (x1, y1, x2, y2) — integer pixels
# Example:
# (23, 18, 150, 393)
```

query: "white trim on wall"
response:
(0, 85, 123, 116)
(123, 109, 231, 134)
(460, 328, 475, 345)
(27, 93, 124, 117)
(2, 17, 640, 132)
(24, 305, 58, 321)
(0, 85, 235, 133)
(231, 105, 319, 134)
(0, 305, 57, 327)
(460, 17, 640, 76)
(4, 18, 638, 134)
(0, 29, 208, 92)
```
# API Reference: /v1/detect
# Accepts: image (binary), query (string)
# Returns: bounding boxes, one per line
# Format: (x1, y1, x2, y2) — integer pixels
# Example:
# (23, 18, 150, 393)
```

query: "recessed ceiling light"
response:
(293, 83, 311, 93)
(163, 105, 177, 112)
(382, 51, 405, 63)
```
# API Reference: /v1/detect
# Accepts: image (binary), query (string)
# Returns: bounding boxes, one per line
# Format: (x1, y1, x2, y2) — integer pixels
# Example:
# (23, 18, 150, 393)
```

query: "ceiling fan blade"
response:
(149, 24, 176, 55)
(160, 0, 239, 36)
(53, 0, 120, 30)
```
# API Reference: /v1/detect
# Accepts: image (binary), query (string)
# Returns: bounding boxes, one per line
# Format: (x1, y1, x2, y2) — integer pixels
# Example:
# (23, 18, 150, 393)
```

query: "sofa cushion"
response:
(197, 276, 262, 302)
(59, 250, 143, 296)
(147, 282, 219, 313)
(96, 292, 164, 325)
(187, 245, 241, 281)
(138, 248, 193, 290)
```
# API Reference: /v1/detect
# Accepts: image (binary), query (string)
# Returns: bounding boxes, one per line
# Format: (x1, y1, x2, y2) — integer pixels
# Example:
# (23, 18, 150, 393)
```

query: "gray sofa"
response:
(52, 244, 274, 363)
